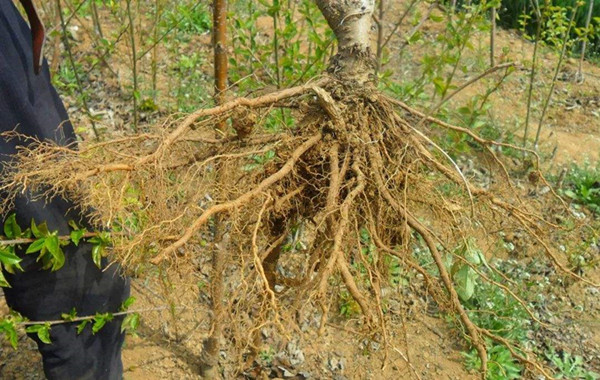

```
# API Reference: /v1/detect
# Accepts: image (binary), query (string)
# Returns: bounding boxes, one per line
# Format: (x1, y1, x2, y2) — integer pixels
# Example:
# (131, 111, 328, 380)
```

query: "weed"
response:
(546, 347, 600, 379)
(448, 242, 533, 378)
(52, 63, 83, 97)
(464, 343, 523, 379)
(339, 290, 361, 318)
(176, 3, 211, 34)
(242, 150, 276, 172)
(561, 161, 600, 213)
(161, 2, 211, 41)
(258, 346, 275, 365)
(416, 237, 533, 379)
(384, 254, 406, 287)
(169, 52, 210, 112)
(567, 239, 599, 274)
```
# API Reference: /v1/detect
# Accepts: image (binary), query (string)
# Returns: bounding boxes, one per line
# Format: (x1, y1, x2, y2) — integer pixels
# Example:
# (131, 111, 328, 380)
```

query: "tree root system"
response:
(1, 77, 593, 378)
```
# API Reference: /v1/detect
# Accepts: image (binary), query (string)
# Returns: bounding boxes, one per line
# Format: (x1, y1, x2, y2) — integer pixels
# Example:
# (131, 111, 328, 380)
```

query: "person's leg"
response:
(0, 2, 130, 379)
(3, 220, 130, 380)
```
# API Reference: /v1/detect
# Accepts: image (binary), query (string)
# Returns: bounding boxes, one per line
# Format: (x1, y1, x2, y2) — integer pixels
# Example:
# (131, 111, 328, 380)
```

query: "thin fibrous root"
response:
(151, 133, 322, 264)
(1, 75, 590, 380)
(367, 143, 488, 378)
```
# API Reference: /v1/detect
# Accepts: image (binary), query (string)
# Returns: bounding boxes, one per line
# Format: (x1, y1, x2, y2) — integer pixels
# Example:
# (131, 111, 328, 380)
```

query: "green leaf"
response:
(3, 261, 17, 274)
(92, 313, 114, 334)
(51, 254, 65, 271)
(39, 252, 53, 271)
(564, 189, 578, 199)
(89, 231, 111, 246)
(264, 150, 275, 160)
(0, 320, 18, 349)
(3, 214, 21, 239)
(0, 248, 22, 268)
(407, 31, 422, 44)
(91, 244, 104, 269)
(45, 235, 60, 257)
(68, 220, 80, 230)
(26, 238, 45, 254)
(120, 296, 136, 311)
(25, 323, 52, 344)
(36, 222, 50, 237)
(0, 270, 10, 287)
(45, 236, 65, 271)
(70, 229, 85, 247)
(464, 243, 481, 266)
(454, 265, 477, 301)
(30, 220, 41, 238)
(430, 13, 444, 23)
(433, 76, 446, 96)
(61, 308, 77, 321)
(121, 312, 140, 334)
(76, 320, 89, 334)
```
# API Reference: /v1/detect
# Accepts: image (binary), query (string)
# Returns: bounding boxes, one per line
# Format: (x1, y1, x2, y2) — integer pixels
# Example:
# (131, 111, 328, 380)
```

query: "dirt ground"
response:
(1, 1, 600, 379)
(0, 274, 481, 380)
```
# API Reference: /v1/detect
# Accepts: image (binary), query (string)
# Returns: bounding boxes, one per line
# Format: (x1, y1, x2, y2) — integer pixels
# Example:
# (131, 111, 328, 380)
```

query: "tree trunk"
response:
(90, 0, 103, 38)
(198, 239, 226, 379)
(490, 4, 496, 67)
(375, 0, 384, 75)
(198, 2, 228, 378)
(315, 0, 376, 83)
(577, 0, 594, 82)
(213, 0, 228, 109)
(50, 0, 62, 74)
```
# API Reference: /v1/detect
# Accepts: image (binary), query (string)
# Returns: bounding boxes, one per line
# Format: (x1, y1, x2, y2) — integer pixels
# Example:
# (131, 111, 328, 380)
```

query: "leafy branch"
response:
(0, 214, 112, 287)
(0, 296, 146, 349)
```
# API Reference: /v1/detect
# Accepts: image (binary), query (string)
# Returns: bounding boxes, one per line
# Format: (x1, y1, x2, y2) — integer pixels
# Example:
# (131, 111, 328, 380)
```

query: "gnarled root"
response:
(2, 80, 591, 378)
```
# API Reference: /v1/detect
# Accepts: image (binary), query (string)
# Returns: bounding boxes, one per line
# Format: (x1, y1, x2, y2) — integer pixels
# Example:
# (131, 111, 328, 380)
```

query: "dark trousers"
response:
(0, 1, 129, 379)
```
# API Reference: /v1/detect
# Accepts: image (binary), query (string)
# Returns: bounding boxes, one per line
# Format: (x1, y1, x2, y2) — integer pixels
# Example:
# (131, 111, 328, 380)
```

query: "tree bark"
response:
(315, 0, 376, 82)
(577, 0, 594, 83)
(490, 4, 496, 67)
(199, 3, 228, 378)
(375, 0, 384, 75)
(213, 0, 228, 110)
